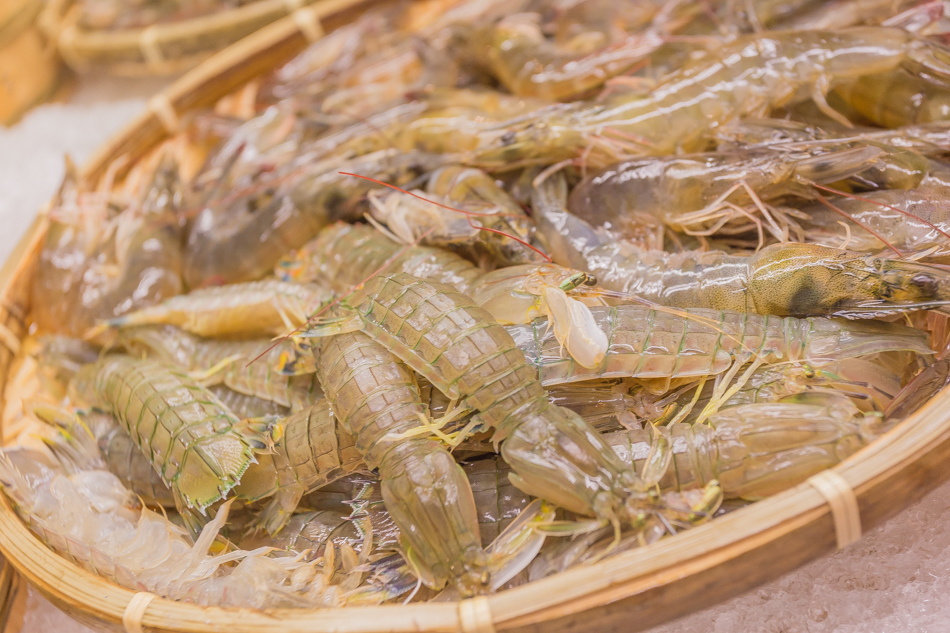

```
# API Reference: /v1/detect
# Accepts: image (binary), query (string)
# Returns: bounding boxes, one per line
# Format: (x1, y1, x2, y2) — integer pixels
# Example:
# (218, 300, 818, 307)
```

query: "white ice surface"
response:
(3, 75, 950, 633)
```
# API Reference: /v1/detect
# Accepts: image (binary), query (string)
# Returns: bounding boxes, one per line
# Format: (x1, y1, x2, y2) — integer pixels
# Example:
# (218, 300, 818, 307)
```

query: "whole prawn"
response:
(106, 280, 332, 338)
(368, 164, 543, 266)
(565, 144, 886, 245)
(509, 304, 932, 386)
(183, 150, 441, 287)
(534, 174, 950, 318)
(472, 28, 950, 168)
(33, 158, 184, 337)
(607, 394, 881, 500)
(287, 223, 611, 368)
(116, 324, 321, 410)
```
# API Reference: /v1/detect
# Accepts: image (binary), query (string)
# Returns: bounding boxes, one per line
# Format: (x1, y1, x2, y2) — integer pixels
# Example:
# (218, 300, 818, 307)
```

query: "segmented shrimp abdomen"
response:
(93, 356, 256, 511)
(314, 329, 486, 593)
(278, 400, 364, 491)
(346, 272, 546, 431)
(315, 331, 431, 468)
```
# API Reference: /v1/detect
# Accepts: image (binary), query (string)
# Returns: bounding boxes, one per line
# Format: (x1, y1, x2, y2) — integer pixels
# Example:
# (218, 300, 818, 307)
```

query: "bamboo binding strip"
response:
(2, 2, 950, 631)
(122, 592, 156, 633)
(807, 471, 862, 549)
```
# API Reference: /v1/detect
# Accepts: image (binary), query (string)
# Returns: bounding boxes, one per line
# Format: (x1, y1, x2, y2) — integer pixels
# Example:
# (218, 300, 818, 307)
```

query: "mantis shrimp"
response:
(301, 272, 723, 559)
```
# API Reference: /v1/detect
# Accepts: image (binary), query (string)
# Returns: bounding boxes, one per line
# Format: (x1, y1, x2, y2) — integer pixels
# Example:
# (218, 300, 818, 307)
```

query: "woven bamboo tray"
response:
(40, 0, 340, 76)
(2, 5, 950, 632)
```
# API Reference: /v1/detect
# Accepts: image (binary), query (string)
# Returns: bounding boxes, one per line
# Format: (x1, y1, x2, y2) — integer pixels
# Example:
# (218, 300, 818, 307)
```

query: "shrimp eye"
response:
(911, 273, 938, 296)
(584, 275, 597, 286)
(561, 272, 588, 291)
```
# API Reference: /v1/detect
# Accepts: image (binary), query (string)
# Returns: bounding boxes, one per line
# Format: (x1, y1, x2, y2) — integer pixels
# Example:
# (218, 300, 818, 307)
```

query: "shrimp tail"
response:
(484, 499, 555, 591)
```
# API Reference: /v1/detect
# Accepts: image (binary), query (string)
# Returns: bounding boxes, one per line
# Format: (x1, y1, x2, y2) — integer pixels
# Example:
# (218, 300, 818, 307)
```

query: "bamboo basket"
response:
(40, 0, 340, 76)
(0, 0, 64, 125)
(2, 4, 950, 632)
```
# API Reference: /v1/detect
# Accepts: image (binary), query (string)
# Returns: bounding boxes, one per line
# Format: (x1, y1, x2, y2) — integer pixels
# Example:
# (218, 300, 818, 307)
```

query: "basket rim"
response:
(43, 0, 328, 56)
(3, 4, 950, 632)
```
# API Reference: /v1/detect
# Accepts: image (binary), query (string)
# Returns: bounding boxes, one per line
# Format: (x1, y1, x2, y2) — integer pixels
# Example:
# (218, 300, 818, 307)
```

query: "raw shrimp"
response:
(68, 402, 368, 533)
(546, 380, 641, 432)
(834, 67, 950, 128)
(312, 329, 489, 595)
(83, 356, 273, 521)
(116, 324, 321, 409)
(106, 280, 332, 338)
(305, 272, 722, 543)
(0, 449, 345, 608)
(282, 222, 484, 294)
(799, 187, 950, 256)
(534, 174, 950, 318)
(289, 223, 611, 367)
(507, 305, 932, 386)
(52, 395, 366, 535)
(885, 358, 950, 420)
(368, 164, 543, 266)
(606, 394, 881, 499)
(464, 12, 666, 101)
(464, 456, 533, 545)
(183, 150, 441, 287)
(631, 357, 903, 424)
(230, 400, 368, 534)
(33, 158, 184, 337)
(509, 303, 931, 386)
(472, 28, 950, 167)
(566, 144, 884, 244)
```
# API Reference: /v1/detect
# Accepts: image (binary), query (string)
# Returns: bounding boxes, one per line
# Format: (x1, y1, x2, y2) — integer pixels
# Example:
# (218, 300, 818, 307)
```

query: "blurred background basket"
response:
(3, 2, 950, 631)
(40, 0, 341, 76)
(0, 0, 64, 125)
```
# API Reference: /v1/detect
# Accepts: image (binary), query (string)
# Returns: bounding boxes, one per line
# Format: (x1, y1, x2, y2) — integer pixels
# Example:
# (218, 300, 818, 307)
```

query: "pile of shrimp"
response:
(12, 0, 950, 605)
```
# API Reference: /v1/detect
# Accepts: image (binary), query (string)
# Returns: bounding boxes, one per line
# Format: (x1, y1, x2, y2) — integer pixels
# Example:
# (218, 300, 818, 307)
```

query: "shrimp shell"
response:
(118, 324, 320, 410)
(606, 396, 876, 499)
(329, 272, 675, 529)
(91, 356, 263, 513)
(313, 329, 487, 595)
